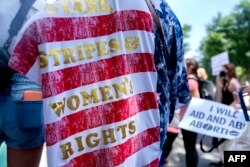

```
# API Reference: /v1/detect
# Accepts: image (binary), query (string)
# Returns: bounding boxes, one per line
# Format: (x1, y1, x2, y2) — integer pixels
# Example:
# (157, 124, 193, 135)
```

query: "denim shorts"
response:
(0, 73, 45, 149)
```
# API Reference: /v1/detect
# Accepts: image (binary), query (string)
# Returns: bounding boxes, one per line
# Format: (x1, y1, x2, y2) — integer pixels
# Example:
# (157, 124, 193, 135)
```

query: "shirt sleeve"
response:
(173, 31, 190, 109)
(154, 0, 190, 111)
(8, 21, 41, 84)
(175, 61, 191, 109)
(230, 78, 241, 92)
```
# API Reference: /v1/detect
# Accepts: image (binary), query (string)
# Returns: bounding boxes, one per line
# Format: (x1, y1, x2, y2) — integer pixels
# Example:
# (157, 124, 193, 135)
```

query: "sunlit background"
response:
(168, 0, 241, 58)
(168, 0, 250, 82)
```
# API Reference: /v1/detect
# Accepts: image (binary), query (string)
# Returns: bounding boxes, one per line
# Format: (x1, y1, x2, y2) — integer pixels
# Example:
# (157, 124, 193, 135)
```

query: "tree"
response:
(200, 0, 250, 81)
(182, 24, 192, 54)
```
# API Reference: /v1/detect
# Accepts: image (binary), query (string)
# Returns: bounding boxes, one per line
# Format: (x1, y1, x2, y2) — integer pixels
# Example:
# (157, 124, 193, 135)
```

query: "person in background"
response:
(242, 85, 250, 110)
(159, 110, 180, 166)
(213, 63, 241, 167)
(243, 85, 250, 94)
(197, 67, 216, 100)
(179, 58, 200, 167)
(0, 1, 45, 166)
(197, 67, 208, 80)
(216, 63, 241, 105)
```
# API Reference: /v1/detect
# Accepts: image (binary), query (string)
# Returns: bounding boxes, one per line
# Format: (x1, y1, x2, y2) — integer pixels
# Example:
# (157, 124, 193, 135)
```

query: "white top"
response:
(0, 0, 45, 48)
(0, 0, 21, 47)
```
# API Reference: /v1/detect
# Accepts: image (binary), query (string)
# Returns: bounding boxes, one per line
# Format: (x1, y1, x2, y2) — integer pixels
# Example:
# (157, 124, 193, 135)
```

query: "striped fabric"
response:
(9, 0, 161, 166)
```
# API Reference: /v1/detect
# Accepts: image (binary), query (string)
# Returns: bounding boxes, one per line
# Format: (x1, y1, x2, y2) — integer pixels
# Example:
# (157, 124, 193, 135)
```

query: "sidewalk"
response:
(164, 133, 221, 167)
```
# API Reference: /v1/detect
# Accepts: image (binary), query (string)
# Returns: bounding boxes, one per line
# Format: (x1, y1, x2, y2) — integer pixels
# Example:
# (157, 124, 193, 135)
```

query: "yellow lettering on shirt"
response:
(99, 0, 112, 12)
(85, 0, 99, 14)
(60, 0, 71, 14)
(39, 36, 139, 70)
(49, 77, 134, 117)
(60, 142, 74, 160)
(73, 0, 87, 14)
(45, 0, 112, 14)
(59, 120, 137, 160)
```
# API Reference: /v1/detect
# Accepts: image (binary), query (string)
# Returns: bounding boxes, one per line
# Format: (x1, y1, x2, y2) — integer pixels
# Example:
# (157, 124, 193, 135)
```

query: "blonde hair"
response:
(197, 68, 208, 80)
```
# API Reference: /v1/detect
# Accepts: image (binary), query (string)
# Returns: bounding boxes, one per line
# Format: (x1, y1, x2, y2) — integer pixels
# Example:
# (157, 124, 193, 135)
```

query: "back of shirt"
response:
(9, 0, 161, 166)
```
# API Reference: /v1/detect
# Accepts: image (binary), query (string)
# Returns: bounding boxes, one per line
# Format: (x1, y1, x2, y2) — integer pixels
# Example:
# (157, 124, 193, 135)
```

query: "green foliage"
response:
(200, 0, 250, 81)
(182, 24, 192, 53)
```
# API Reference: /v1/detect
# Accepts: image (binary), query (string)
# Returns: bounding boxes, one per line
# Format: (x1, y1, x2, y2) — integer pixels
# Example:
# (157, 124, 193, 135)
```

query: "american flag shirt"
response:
(152, 0, 190, 146)
(9, 0, 161, 166)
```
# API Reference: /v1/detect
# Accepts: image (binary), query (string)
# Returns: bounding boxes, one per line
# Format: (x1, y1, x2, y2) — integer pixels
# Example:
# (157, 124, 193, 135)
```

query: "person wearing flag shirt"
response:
(8, 0, 190, 166)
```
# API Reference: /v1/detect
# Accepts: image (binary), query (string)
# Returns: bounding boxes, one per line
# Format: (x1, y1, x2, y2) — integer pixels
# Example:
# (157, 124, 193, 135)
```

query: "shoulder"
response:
(188, 75, 198, 82)
(188, 76, 199, 90)
(230, 78, 240, 84)
(229, 78, 241, 90)
(189, 79, 199, 87)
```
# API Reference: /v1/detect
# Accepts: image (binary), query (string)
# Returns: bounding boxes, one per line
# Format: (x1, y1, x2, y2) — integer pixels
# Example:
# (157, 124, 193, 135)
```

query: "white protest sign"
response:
(211, 51, 229, 76)
(179, 98, 247, 139)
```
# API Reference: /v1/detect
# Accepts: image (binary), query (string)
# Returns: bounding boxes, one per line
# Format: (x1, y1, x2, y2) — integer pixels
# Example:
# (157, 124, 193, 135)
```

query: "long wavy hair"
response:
(186, 58, 199, 76)
(223, 64, 237, 80)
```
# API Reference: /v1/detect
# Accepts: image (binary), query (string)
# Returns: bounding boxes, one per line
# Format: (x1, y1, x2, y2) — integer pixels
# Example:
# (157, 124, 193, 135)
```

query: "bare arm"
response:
(229, 78, 241, 102)
(189, 78, 200, 98)
(215, 76, 223, 102)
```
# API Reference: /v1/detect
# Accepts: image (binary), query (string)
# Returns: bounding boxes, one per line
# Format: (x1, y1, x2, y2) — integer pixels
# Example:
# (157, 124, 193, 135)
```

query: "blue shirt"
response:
(152, 0, 190, 147)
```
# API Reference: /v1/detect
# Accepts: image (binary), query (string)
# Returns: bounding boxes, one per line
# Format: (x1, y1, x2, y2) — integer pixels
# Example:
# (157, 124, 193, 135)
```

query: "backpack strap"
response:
(200, 135, 226, 153)
(145, 0, 161, 29)
(0, 0, 36, 93)
(239, 88, 250, 121)
(187, 76, 199, 84)
(3, 0, 36, 50)
(145, 0, 169, 63)
(187, 76, 198, 81)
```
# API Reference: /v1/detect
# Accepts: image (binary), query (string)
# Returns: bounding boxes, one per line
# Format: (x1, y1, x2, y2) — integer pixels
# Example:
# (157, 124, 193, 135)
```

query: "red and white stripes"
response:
(9, 0, 161, 166)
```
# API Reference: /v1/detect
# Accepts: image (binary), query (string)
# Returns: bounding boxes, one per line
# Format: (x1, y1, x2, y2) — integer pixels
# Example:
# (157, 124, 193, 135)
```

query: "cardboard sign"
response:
(211, 51, 229, 76)
(179, 98, 247, 139)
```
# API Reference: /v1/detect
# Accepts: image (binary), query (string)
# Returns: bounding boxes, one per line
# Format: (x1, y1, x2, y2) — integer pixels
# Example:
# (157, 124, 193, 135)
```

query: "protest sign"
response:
(179, 98, 247, 139)
(211, 51, 229, 76)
